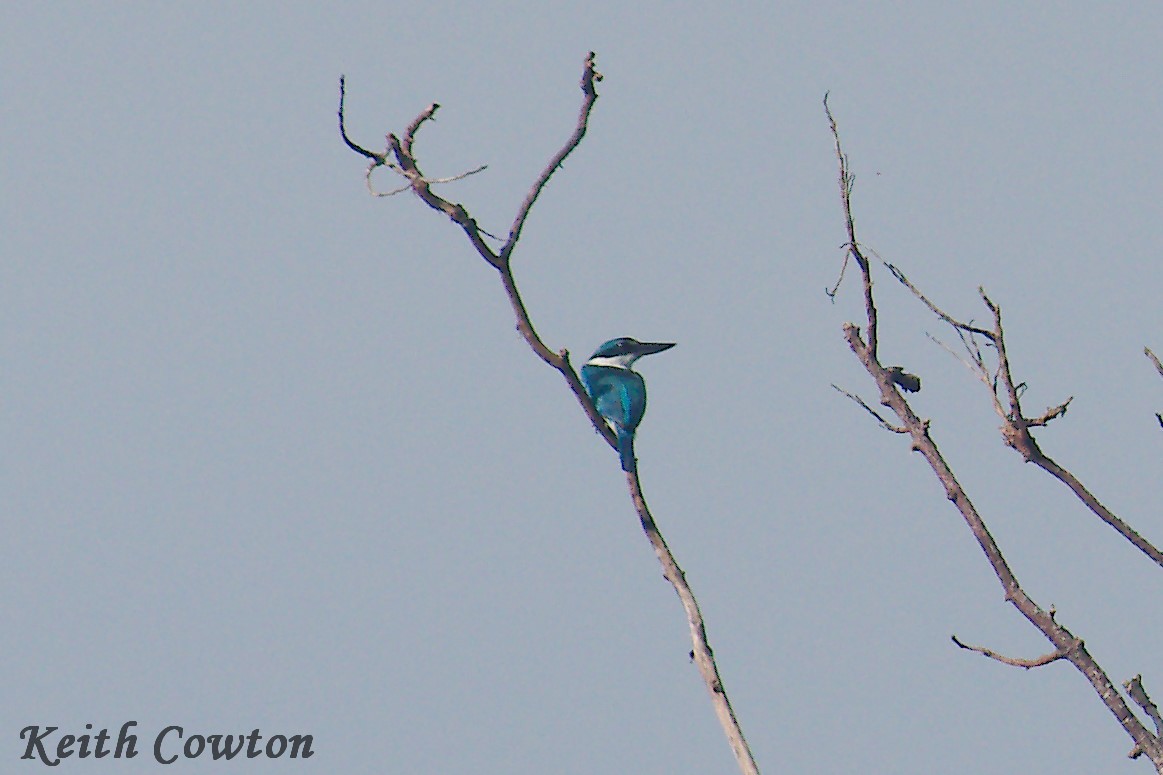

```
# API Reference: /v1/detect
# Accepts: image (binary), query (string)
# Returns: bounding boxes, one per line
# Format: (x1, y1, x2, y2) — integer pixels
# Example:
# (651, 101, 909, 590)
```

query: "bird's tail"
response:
(617, 430, 636, 473)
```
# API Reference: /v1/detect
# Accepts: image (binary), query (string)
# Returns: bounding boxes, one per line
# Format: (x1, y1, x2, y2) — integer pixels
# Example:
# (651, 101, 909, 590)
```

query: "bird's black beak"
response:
(637, 341, 676, 356)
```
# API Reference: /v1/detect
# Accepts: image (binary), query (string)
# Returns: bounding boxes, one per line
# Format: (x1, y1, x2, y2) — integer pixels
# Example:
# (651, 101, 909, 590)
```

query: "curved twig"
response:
(337, 75, 384, 163)
(500, 52, 602, 264)
(951, 634, 1079, 669)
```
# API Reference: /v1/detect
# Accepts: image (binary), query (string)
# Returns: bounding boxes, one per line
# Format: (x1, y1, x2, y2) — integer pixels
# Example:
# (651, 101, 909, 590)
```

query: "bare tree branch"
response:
(827, 99, 1163, 770)
(366, 163, 489, 198)
(825, 247, 850, 300)
(886, 263, 994, 338)
(824, 93, 878, 364)
(337, 75, 384, 163)
(832, 384, 908, 433)
(341, 54, 760, 775)
(1125, 674, 1163, 737)
(1034, 455, 1163, 568)
(500, 52, 602, 264)
(1025, 397, 1072, 428)
(338, 59, 615, 444)
(951, 634, 1080, 669)
(627, 471, 759, 774)
(886, 259, 1163, 570)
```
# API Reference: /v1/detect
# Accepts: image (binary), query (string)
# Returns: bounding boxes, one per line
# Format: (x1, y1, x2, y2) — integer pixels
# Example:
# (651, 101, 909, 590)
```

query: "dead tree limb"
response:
(885, 266, 1163, 570)
(340, 54, 759, 775)
(825, 95, 1163, 771)
(951, 634, 1080, 669)
(1126, 675, 1163, 738)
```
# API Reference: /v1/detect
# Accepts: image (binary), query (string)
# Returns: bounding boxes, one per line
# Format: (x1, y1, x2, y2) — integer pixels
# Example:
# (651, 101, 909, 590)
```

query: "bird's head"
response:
(586, 337, 675, 369)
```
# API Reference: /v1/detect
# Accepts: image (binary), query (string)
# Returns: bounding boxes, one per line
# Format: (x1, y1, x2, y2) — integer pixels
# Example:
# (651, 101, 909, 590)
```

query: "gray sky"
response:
(5, 3, 1163, 773)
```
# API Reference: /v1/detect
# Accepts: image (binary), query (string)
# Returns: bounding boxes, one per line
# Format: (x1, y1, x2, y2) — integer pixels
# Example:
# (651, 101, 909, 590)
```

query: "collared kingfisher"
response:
(580, 337, 675, 473)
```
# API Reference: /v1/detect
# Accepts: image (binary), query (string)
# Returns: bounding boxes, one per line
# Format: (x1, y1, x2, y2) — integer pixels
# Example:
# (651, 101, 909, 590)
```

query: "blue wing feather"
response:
(581, 364, 647, 472)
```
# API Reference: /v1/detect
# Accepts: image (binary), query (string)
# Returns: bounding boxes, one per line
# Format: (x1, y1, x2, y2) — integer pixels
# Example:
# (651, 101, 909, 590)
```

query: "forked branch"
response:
(338, 56, 614, 445)
(887, 265, 1163, 570)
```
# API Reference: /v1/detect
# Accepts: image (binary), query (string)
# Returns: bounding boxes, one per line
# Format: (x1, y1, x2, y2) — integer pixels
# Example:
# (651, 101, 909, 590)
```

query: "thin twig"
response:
(500, 52, 602, 264)
(826, 250, 850, 300)
(1026, 398, 1072, 428)
(824, 92, 878, 363)
(365, 175, 411, 198)
(886, 263, 993, 338)
(337, 76, 385, 163)
(832, 384, 908, 433)
(951, 634, 1080, 669)
(926, 332, 993, 388)
(366, 164, 488, 198)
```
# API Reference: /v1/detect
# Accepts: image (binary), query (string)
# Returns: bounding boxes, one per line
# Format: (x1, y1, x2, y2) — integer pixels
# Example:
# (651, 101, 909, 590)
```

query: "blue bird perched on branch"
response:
(580, 337, 675, 473)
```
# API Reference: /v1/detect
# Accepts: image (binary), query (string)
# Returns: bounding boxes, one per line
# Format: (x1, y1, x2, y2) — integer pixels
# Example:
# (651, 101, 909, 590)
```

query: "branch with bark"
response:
(825, 94, 1163, 770)
(339, 54, 759, 775)
(885, 265, 1163, 570)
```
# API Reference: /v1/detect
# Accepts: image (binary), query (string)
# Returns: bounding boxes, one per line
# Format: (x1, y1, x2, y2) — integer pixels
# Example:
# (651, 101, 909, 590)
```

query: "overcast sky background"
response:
(5, 3, 1163, 773)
